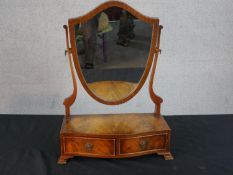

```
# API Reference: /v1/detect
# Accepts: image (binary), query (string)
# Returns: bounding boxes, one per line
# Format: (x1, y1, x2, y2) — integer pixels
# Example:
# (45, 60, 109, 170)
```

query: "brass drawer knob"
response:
(139, 140, 148, 150)
(85, 143, 94, 151)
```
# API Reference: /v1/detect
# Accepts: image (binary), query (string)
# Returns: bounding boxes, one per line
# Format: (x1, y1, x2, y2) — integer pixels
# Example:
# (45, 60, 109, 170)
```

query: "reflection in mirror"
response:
(74, 7, 152, 102)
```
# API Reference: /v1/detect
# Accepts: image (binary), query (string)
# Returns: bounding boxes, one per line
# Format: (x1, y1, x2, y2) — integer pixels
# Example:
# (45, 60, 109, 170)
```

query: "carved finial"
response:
(63, 25, 68, 30)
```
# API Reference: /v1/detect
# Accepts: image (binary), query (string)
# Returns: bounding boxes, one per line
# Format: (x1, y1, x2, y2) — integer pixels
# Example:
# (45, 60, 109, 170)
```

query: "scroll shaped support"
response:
(149, 25, 163, 115)
(63, 25, 77, 122)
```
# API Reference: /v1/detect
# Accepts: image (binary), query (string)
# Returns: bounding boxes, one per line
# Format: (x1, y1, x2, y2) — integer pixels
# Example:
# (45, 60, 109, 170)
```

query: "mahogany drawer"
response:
(64, 137, 115, 156)
(119, 134, 167, 155)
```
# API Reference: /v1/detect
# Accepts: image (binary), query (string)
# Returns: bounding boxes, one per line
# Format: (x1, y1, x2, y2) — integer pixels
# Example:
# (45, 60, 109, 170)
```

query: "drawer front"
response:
(64, 137, 115, 156)
(119, 134, 166, 155)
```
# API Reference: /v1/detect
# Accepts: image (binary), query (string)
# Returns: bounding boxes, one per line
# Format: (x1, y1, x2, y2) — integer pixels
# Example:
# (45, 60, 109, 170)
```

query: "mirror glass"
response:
(74, 7, 152, 102)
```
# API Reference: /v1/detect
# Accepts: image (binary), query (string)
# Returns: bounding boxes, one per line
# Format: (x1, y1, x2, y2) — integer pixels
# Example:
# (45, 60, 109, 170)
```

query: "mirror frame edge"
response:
(68, 0, 160, 105)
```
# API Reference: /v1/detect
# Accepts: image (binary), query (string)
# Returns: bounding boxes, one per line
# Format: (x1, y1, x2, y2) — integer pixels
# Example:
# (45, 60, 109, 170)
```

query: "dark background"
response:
(0, 115, 232, 175)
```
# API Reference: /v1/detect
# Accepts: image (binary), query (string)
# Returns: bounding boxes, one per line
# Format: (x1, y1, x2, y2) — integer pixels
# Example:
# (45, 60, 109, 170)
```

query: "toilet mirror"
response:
(68, 4, 158, 104)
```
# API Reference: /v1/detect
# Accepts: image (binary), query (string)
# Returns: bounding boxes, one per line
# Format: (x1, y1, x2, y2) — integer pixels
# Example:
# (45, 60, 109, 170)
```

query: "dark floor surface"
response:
(0, 114, 232, 175)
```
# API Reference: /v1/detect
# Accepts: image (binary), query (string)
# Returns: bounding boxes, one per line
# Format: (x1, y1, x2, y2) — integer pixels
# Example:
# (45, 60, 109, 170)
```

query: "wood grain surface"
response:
(88, 81, 137, 102)
(61, 113, 170, 136)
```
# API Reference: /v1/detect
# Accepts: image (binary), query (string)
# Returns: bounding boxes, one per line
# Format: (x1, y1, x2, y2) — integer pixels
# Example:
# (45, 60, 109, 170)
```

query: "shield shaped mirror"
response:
(72, 7, 153, 103)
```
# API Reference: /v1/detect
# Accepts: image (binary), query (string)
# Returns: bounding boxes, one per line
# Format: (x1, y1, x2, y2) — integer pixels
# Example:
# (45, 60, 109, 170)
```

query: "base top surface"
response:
(61, 113, 170, 136)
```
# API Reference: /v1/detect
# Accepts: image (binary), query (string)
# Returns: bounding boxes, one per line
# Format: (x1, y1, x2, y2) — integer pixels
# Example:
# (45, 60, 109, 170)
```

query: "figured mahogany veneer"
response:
(64, 137, 115, 156)
(119, 134, 166, 155)
(58, 114, 173, 164)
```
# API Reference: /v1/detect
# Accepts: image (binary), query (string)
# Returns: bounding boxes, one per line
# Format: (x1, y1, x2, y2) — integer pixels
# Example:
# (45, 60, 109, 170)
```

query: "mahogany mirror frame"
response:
(68, 0, 160, 105)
